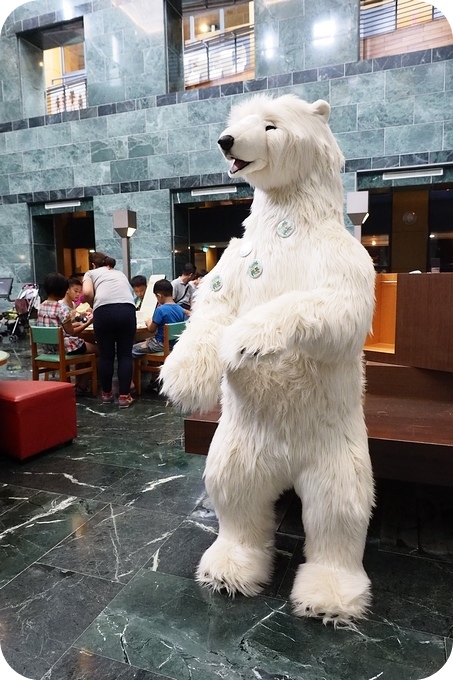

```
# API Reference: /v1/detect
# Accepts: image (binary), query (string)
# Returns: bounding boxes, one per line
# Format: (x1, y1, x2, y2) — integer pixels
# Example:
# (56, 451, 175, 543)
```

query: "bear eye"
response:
(265, 125, 276, 131)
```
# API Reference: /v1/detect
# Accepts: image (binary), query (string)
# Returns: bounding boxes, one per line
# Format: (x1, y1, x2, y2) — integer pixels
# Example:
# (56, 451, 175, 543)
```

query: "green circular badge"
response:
(276, 218, 295, 238)
(248, 260, 263, 279)
(211, 275, 223, 292)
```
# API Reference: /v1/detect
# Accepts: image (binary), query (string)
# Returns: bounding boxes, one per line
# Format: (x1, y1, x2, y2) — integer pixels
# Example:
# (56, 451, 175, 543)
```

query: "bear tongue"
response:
(231, 158, 250, 173)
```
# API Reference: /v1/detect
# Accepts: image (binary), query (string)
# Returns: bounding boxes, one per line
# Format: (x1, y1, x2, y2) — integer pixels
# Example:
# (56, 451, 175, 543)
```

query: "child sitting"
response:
(132, 279, 185, 357)
(130, 275, 147, 310)
(60, 276, 91, 321)
(37, 272, 97, 394)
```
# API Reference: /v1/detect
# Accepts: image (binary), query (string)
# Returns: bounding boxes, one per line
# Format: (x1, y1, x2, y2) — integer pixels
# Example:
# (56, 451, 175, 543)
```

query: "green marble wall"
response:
(84, 0, 168, 106)
(0, 0, 452, 298)
(254, 0, 359, 77)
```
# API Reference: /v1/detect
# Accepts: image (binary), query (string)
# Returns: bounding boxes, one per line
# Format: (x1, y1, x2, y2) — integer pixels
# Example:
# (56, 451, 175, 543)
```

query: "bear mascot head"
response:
(161, 94, 376, 624)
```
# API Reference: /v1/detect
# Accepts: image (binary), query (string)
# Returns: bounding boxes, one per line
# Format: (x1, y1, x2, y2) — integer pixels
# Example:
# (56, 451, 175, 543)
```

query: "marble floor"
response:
(0, 339, 451, 680)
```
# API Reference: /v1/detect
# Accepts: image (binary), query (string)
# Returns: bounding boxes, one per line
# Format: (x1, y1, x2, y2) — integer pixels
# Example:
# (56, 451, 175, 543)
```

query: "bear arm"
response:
(221, 287, 373, 368)
(160, 295, 238, 413)
(281, 288, 373, 362)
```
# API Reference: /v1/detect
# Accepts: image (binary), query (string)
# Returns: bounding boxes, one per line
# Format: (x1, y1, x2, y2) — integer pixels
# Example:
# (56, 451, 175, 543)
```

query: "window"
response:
(360, 0, 451, 60)
(182, 0, 254, 89)
(19, 19, 86, 117)
(44, 41, 86, 114)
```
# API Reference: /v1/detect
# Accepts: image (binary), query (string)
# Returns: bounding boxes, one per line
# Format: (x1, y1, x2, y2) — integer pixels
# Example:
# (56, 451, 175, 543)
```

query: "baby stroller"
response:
(0, 282, 40, 342)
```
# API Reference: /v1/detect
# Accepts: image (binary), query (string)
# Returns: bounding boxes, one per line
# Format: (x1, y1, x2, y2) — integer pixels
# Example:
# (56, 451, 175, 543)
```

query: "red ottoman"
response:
(0, 381, 77, 460)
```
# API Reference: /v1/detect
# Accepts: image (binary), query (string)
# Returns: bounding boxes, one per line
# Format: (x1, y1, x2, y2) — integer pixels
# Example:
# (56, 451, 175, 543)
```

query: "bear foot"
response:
(196, 537, 273, 597)
(290, 562, 371, 625)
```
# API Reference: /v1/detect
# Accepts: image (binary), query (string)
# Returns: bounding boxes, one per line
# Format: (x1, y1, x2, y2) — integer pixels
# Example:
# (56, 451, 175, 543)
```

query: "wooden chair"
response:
(30, 325, 98, 396)
(133, 321, 186, 395)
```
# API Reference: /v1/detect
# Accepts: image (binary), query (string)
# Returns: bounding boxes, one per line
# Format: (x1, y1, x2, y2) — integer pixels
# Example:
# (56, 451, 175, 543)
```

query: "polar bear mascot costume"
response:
(161, 94, 376, 624)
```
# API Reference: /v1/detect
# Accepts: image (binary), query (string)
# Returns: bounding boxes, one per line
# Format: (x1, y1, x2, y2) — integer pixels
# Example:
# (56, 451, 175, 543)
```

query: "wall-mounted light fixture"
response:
(346, 191, 369, 242)
(113, 210, 137, 280)
(191, 186, 238, 197)
(44, 200, 81, 209)
(382, 167, 444, 181)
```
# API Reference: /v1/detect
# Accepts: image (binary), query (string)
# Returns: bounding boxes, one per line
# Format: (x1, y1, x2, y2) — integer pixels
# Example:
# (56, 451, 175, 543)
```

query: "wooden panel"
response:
(184, 406, 220, 455)
(366, 362, 453, 401)
(364, 273, 397, 353)
(391, 189, 429, 273)
(395, 273, 453, 372)
(365, 394, 453, 447)
(362, 17, 452, 59)
(368, 439, 453, 487)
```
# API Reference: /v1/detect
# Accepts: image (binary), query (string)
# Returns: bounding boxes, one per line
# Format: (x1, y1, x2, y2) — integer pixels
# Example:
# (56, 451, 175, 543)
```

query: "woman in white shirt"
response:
(83, 251, 136, 408)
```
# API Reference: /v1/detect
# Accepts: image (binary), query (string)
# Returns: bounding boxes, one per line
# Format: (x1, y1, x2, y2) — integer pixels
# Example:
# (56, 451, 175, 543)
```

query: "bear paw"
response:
(196, 538, 273, 597)
(220, 324, 284, 371)
(290, 562, 371, 625)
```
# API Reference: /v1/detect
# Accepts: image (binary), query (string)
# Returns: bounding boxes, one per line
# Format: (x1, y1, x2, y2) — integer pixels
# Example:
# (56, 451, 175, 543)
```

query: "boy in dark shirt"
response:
(132, 279, 185, 357)
(130, 275, 147, 310)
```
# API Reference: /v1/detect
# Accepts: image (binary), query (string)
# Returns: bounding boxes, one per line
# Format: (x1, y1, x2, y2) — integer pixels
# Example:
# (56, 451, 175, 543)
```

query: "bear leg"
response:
(291, 562, 371, 625)
(196, 417, 286, 597)
(290, 432, 374, 623)
(196, 537, 274, 597)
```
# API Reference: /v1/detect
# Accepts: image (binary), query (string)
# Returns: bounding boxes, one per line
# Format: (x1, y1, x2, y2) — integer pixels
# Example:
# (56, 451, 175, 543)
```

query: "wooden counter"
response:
(364, 273, 453, 372)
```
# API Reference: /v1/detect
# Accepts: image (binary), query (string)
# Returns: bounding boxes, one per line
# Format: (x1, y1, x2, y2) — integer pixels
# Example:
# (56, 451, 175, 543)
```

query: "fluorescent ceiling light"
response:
(382, 168, 443, 180)
(44, 200, 81, 209)
(191, 186, 238, 197)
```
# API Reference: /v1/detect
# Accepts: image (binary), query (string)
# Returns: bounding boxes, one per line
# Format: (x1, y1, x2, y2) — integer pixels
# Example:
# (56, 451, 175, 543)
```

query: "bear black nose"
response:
(218, 135, 234, 151)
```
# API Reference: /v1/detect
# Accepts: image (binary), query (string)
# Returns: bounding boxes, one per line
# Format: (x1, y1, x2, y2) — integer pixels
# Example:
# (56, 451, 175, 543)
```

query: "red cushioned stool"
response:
(0, 381, 77, 460)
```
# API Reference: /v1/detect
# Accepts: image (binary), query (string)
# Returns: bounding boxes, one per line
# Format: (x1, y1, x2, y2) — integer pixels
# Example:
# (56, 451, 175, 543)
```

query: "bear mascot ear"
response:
(312, 99, 330, 122)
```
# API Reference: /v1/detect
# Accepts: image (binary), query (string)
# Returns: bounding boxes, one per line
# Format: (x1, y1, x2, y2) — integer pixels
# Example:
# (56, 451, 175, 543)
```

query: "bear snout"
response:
(218, 135, 234, 151)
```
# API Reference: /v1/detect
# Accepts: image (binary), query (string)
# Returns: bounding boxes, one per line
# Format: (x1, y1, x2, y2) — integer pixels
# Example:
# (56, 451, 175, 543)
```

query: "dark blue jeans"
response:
(93, 303, 136, 395)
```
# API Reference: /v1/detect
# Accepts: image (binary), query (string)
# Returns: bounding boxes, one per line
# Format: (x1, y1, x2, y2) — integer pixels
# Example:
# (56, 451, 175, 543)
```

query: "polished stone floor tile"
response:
(41, 648, 169, 680)
(375, 480, 453, 563)
(148, 516, 300, 598)
(364, 549, 453, 638)
(0, 492, 105, 588)
(1, 343, 452, 679)
(75, 569, 446, 680)
(0, 562, 123, 680)
(75, 394, 183, 433)
(147, 517, 218, 580)
(40, 504, 184, 584)
(94, 468, 206, 515)
(242, 612, 446, 680)
(0, 483, 39, 517)
(276, 491, 304, 537)
(0, 456, 131, 498)
(52, 433, 206, 477)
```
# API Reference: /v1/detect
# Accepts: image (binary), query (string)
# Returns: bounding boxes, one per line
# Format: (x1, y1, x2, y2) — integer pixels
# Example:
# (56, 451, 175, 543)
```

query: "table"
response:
(81, 327, 150, 344)
(0, 351, 9, 366)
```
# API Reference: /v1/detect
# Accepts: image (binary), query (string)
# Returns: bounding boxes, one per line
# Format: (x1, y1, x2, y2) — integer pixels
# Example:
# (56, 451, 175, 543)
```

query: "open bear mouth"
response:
(230, 158, 251, 174)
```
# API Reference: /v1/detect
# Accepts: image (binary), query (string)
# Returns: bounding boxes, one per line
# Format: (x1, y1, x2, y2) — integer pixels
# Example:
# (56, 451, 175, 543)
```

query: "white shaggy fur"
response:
(160, 94, 376, 623)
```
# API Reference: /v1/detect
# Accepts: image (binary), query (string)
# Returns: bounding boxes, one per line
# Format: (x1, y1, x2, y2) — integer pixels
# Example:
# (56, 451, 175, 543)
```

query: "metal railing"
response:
(184, 24, 254, 88)
(360, 0, 443, 39)
(45, 70, 87, 115)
